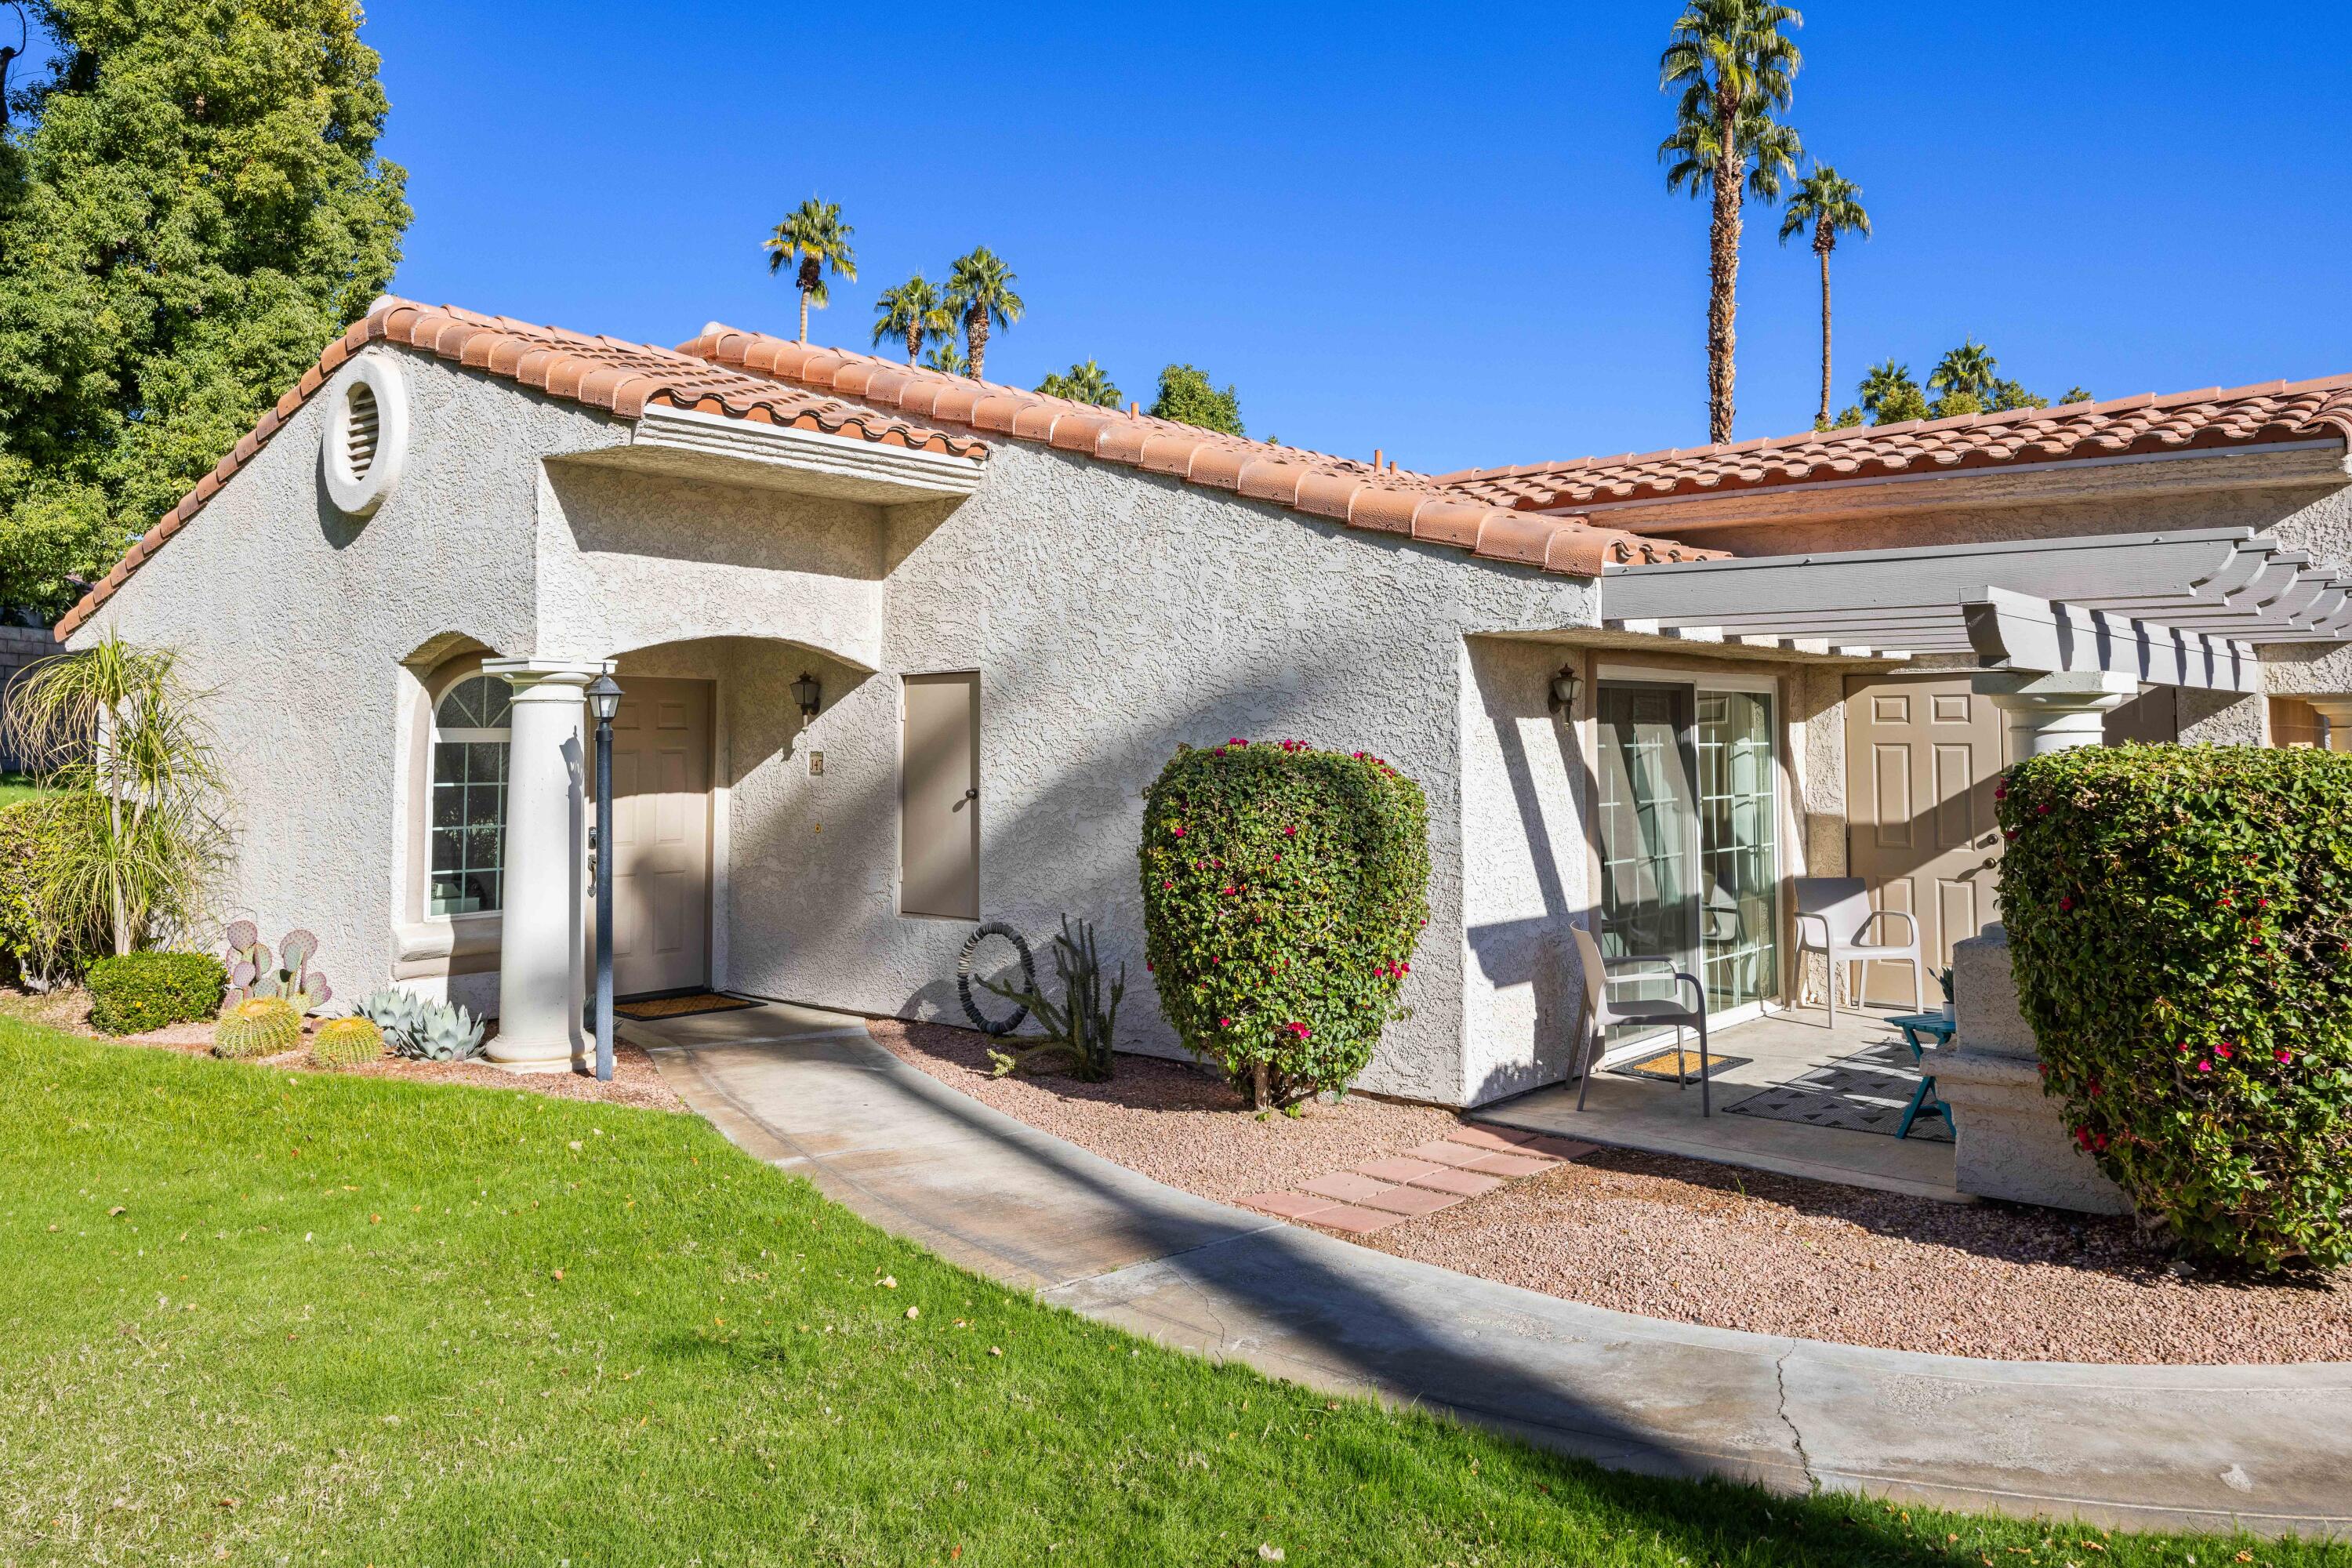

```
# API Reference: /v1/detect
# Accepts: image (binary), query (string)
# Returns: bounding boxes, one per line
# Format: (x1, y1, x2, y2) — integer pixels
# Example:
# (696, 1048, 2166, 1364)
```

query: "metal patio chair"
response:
(1570, 923, 1711, 1116)
(1791, 877, 1923, 1026)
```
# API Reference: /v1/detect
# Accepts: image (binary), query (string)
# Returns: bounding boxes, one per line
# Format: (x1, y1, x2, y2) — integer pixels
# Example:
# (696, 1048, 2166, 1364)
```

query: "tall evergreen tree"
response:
(0, 0, 410, 622)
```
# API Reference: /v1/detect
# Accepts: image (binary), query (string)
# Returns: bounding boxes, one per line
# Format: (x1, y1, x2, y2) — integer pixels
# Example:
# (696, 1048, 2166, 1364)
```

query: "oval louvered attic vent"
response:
(344, 380, 380, 481)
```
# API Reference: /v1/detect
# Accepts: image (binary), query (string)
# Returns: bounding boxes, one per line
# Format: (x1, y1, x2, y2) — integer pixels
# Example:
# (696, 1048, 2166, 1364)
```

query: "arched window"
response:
(429, 673, 511, 915)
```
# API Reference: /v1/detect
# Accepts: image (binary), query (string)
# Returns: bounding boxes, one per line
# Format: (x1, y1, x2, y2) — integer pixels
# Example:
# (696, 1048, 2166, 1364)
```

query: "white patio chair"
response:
(1570, 924, 1711, 1116)
(1791, 877, 1923, 1026)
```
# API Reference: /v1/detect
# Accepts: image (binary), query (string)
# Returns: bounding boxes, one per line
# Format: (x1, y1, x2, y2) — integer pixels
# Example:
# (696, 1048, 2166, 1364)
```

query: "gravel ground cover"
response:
(0, 987, 683, 1112)
(876, 1018, 2352, 1366)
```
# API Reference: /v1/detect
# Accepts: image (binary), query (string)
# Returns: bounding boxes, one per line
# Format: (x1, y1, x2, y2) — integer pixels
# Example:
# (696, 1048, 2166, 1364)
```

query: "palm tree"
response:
(1036, 359, 1122, 408)
(944, 247, 1023, 380)
(1857, 359, 1926, 425)
(1929, 338, 2004, 416)
(1778, 163, 1869, 429)
(922, 343, 970, 377)
(870, 274, 953, 365)
(764, 198, 858, 344)
(2, 633, 226, 958)
(1660, 0, 1804, 445)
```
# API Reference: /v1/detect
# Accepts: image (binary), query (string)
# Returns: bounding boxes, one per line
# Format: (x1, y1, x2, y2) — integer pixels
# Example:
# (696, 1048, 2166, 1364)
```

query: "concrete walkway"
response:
(628, 1001, 2352, 1537)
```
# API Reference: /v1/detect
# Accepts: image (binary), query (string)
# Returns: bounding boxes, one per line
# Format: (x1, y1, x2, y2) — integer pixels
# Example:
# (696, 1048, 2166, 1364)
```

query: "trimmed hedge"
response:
(1139, 739, 1429, 1109)
(86, 951, 229, 1035)
(1997, 743, 2352, 1272)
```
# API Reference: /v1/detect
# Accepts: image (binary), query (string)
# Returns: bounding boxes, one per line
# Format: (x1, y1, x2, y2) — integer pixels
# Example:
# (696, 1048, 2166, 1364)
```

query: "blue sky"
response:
(370, 2, 2352, 477)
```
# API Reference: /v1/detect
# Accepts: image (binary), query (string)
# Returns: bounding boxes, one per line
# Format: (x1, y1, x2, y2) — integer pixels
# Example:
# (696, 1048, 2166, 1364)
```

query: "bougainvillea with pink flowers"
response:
(1139, 738, 1429, 1110)
(1997, 743, 2352, 1271)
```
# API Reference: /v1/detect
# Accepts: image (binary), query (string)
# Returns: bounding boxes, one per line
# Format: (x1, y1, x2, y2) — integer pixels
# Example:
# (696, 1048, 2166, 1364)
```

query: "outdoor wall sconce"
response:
(792, 671, 822, 728)
(1547, 665, 1582, 716)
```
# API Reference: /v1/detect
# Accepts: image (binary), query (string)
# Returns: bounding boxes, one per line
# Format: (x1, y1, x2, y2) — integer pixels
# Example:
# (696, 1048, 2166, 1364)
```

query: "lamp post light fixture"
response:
(791, 670, 822, 728)
(1547, 665, 1582, 717)
(586, 673, 623, 1083)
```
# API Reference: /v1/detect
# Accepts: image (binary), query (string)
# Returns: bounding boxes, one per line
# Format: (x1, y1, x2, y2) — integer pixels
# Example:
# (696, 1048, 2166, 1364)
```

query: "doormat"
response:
(1607, 1047, 1751, 1083)
(1722, 1037, 1952, 1142)
(614, 993, 760, 1022)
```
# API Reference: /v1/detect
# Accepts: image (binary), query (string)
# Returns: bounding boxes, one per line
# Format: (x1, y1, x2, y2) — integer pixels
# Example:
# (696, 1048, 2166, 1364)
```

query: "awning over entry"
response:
(1598, 528, 2352, 693)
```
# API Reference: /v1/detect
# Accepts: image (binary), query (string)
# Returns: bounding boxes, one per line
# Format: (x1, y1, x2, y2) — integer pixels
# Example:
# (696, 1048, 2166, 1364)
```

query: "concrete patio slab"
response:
(635, 1001, 2352, 1537)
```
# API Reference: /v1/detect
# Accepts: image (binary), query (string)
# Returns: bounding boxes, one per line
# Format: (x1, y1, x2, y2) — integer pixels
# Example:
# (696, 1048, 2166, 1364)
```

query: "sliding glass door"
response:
(1595, 679, 1782, 1035)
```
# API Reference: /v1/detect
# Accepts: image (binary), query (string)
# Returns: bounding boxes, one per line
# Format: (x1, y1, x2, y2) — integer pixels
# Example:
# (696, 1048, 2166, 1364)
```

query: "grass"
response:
(0, 771, 45, 809)
(0, 1016, 2332, 1567)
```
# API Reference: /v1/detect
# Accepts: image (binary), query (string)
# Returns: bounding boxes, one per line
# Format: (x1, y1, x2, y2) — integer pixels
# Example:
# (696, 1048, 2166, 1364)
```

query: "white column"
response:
(483, 658, 609, 1068)
(1972, 670, 2140, 759)
(2301, 697, 2352, 751)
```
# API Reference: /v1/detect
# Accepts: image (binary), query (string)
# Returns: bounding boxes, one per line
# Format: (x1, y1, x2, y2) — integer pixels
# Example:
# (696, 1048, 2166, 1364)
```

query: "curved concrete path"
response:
(628, 1001, 2352, 1538)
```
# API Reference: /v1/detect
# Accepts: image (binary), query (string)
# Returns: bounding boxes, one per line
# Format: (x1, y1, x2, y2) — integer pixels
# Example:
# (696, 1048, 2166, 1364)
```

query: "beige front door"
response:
(604, 677, 712, 997)
(1845, 674, 2006, 1005)
(901, 672, 980, 920)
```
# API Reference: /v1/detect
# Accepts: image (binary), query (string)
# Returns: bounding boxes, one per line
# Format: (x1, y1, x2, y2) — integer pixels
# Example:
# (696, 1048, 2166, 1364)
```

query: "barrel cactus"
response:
(214, 996, 302, 1060)
(310, 1016, 383, 1069)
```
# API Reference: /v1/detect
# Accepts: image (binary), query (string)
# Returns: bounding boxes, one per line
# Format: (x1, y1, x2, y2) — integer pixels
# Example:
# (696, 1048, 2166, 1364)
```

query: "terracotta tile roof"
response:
(1436, 374, 2352, 512)
(673, 325, 1726, 578)
(58, 299, 982, 638)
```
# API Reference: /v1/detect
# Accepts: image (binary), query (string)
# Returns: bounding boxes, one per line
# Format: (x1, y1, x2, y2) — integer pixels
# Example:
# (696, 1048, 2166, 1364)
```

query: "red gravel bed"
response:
(3, 989, 684, 1112)
(873, 1018, 2352, 1366)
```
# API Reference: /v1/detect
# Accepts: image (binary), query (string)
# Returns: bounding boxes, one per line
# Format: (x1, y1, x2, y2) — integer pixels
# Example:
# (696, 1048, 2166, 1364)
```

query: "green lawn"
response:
(0, 771, 45, 809)
(0, 1016, 2325, 1566)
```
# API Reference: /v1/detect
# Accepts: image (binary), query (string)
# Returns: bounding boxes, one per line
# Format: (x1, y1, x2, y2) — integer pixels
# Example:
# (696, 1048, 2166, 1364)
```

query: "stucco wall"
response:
(714, 440, 1602, 1104)
(71, 347, 626, 996)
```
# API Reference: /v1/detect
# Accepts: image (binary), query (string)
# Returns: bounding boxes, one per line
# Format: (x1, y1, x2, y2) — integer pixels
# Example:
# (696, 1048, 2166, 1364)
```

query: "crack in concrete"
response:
(1773, 1349, 1819, 1494)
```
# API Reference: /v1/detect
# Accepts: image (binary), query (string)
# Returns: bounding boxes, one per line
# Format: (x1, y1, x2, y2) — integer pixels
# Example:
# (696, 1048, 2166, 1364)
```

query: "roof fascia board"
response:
(1540, 440, 2351, 532)
(626, 403, 985, 500)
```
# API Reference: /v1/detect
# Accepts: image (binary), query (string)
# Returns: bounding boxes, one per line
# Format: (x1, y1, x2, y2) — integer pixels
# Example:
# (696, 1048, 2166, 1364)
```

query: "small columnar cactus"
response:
(309, 1016, 383, 1069)
(214, 996, 302, 1060)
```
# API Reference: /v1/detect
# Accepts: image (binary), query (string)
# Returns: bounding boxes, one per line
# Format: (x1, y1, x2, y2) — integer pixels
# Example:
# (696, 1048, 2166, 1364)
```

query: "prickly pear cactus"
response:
(310, 1016, 383, 1069)
(221, 920, 271, 1007)
(214, 997, 301, 1060)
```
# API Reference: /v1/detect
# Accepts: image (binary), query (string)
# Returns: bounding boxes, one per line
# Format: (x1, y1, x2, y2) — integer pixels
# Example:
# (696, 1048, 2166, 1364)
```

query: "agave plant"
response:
(222, 922, 332, 1013)
(354, 987, 486, 1062)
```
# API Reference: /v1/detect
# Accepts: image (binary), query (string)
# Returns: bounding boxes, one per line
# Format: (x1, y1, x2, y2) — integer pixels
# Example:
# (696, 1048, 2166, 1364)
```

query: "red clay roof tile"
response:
(58, 299, 984, 639)
(1436, 375, 2352, 513)
(675, 324, 1723, 584)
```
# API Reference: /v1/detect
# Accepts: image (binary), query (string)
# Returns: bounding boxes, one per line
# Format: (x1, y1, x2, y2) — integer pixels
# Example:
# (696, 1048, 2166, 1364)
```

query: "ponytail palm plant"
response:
(2, 633, 227, 958)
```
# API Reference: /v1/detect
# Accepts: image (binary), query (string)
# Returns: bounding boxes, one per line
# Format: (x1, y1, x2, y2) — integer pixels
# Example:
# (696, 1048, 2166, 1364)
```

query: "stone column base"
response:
(1936, 1051, 2131, 1214)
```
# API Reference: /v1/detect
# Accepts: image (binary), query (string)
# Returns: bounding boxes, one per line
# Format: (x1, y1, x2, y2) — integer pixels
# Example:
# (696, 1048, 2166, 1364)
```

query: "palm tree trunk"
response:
(1706, 85, 1740, 446)
(905, 322, 921, 365)
(967, 310, 988, 380)
(799, 288, 811, 345)
(1817, 241, 1833, 429)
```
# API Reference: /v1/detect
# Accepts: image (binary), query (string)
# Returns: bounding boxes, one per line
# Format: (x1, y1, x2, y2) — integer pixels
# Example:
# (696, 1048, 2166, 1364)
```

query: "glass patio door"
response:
(1595, 681, 1781, 1036)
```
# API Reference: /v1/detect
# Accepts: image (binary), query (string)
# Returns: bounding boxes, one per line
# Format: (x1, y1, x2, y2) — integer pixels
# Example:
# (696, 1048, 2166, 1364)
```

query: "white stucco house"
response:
(57, 299, 2352, 1109)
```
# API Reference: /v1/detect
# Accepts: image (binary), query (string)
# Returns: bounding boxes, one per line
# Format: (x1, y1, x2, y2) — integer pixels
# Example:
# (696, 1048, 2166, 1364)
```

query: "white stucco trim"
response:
(627, 404, 986, 501)
(708, 673, 732, 992)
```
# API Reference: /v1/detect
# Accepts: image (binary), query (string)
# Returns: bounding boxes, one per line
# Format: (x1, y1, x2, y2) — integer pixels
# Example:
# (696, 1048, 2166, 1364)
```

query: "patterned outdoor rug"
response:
(614, 993, 760, 1022)
(1722, 1037, 1953, 1142)
(1606, 1046, 1751, 1084)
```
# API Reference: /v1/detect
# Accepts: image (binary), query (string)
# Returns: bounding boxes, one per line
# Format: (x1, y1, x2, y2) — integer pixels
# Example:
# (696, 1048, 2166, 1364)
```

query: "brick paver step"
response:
(1405, 1167, 1504, 1197)
(1353, 1184, 1464, 1218)
(1240, 1190, 1338, 1221)
(1353, 1156, 1448, 1184)
(1308, 1203, 1408, 1235)
(1298, 1171, 1393, 1204)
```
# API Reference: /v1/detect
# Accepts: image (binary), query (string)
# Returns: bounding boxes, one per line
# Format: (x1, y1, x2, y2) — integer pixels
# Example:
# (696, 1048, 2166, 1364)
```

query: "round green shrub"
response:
(1139, 738, 1429, 1109)
(85, 950, 228, 1035)
(1997, 743, 2352, 1272)
(310, 1015, 383, 1069)
(215, 996, 302, 1060)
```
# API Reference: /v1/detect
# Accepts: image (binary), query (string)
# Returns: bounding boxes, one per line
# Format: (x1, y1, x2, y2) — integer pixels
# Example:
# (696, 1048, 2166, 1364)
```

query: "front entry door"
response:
(1844, 675, 2005, 1004)
(604, 677, 713, 997)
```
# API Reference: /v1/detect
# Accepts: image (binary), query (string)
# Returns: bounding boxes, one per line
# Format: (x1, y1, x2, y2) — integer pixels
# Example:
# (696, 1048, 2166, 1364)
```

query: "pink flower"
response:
(1400, 961, 1410, 973)
(1283, 826, 1298, 837)
(1171, 826, 1186, 837)
(1162, 879, 1174, 890)
(2277, 1047, 2294, 1065)
(1993, 781, 2008, 800)
(1218, 1017, 1232, 1029)
(2093, 1134, 2109, 1152)
(2058, 895, 2073, 912)
(1286, 1022, 1311, 1040)
(2196, 1059, 2213, 1073)
(2003, 829, 2017, 842)
(1228, 737, 1249, 746)
(2216, 1042, 2234, 1060)
(2035, 804, 2049, 816)
(1221, 885, 1237, 896)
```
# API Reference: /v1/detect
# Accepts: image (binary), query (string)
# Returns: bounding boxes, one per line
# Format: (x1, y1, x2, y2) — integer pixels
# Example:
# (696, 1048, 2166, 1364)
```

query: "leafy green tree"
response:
(1824, 405, 1864, 430)
(1036, 359, 1122, 408)
(1857, 359, 1927, 425)
(943, 247, 1022, 379)
(1777, 163, 1867, 430)
(2057, 385, 2093, 405)
(1984, 378, 2047, 414)
(1146, 365, 1243, 437)
(765, 197, 856, 345)
(921, 342, 969, 376)
(869, 274, 952, 366)
(1659, 0, 1804, 445)
(0, 0, 410, 622)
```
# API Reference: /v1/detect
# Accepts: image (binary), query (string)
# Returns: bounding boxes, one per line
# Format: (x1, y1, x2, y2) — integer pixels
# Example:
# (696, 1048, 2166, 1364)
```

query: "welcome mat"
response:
(614, 993, 760, 1022)
(1607, 1047, 1751, 1083)
(1722, 1037, 1952, 1142)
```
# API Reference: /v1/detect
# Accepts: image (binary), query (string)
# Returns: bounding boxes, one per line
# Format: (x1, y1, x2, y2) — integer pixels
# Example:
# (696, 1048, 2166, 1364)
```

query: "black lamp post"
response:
(586, 673, 623, 1082)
